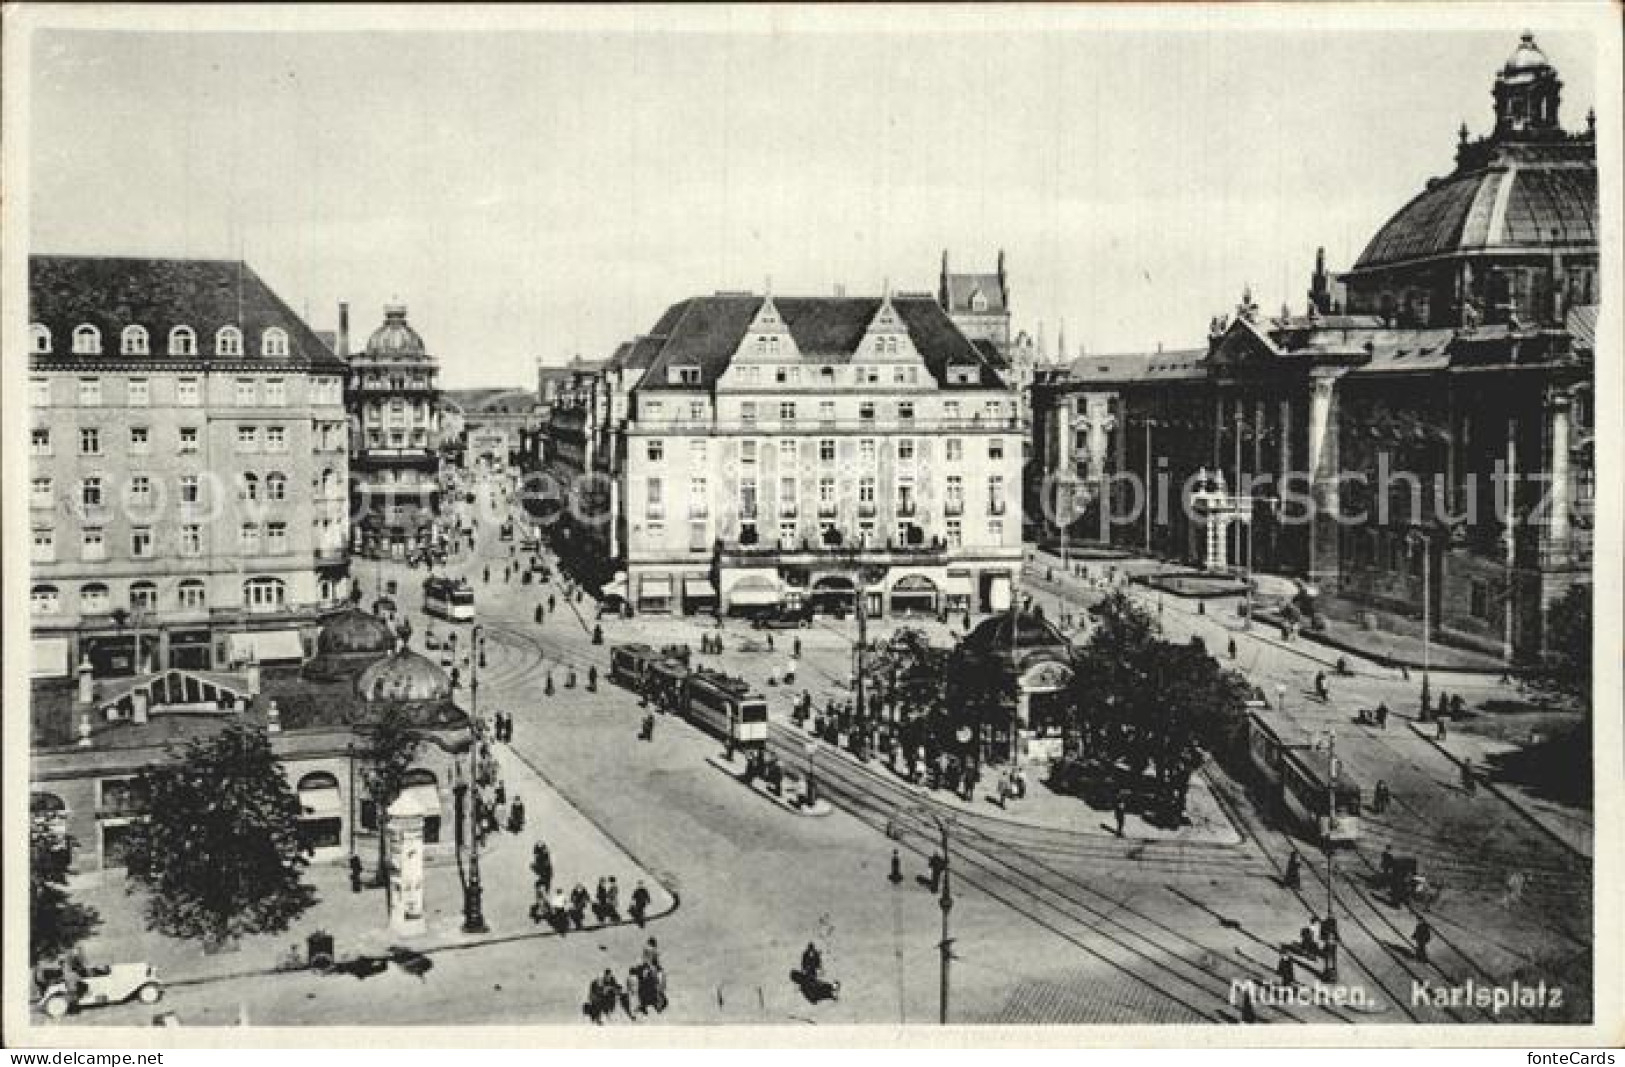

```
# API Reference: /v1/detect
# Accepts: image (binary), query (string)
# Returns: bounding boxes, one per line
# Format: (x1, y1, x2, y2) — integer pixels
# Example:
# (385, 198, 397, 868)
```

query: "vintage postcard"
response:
(3, 2, 1619, 1048)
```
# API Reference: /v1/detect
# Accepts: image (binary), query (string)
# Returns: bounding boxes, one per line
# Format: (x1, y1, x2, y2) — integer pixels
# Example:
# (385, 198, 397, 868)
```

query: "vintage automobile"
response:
(750, 602, 814, 630)
(36, 962, 163, 1018)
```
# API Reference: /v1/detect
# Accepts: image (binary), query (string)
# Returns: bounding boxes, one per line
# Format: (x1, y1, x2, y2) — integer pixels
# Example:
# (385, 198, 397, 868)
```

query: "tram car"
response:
(423, 575, 477, 622)
(609, 644, 663, 691)
(679, 667, 769, 750)
(1246, 711, 1361, 846)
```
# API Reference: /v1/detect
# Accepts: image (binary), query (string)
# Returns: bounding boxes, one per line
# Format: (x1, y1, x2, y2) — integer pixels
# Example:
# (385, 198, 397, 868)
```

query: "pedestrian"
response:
(548, 594, 556, 612)
(1322, 941, 1339, 983)
(532, 841, 553, 895)
(622, 966, 641, 1019)
(631, 879, 652, 927)
(1413, 918, 1433, 964)
(1380, 845, 1395, 879)
(1314, 671, 1329, 701)
(1451, 694, 1467, 718)
(1284, 850, 1301, 890)
(792, 636, 802, 659)
(348, 853, 364, 893)
(593, 877, 610, 923)
(1276, 951, 1295, 986)
(1299, 922, 1318, 958)
(585, 974, 606, 1024)
(599, 969, 622, 1022)
(588, 665, 598, 691)
(1373, 779, 1391, 813)
(607, 875, 621, 921)
(549, 887, 570, 934)
(535, 604, 544, 624)
(508, 795, 526, 834)
(1437, 718, 1448, 742)
(570, 883, 590, 930)
(889, 847, 904, 885)
(1228, 637, 1237, 660)
(483, 565, 490, 584)
(1461, 758, 1476, 795)
(643, 936, 662, 974)
(767, 634, 775, 652)
(926, 850, 945, 892)
(1114, 799, 1127, 838)
(494, 779, 507, 807)
(1376, 702, 1390, 729)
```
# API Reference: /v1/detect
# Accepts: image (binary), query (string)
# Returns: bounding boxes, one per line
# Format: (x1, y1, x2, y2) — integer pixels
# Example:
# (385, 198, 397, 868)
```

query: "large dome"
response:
(316, 609, 397, 656)
(356, 648, 452, 704)
(1352, 163, 1596, 272)
(365, 303, 427, 358)
(1503, 31, 1550, 76)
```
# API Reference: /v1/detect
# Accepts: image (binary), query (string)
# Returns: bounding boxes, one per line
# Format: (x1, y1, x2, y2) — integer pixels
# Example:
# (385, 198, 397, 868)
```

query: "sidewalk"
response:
(65, 737, 676, 988)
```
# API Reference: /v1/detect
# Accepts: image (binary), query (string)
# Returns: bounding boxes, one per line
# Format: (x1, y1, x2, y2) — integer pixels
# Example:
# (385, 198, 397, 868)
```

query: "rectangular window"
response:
(778, 440, 798, 467)
(80, 428, 101, 455)
(130, 475, 151, 504)
(897, 480, 916, 517)
(989, 438, 1005, 460)
(946, 518, 963, 548)
(741, 401, 757, 424)
(894, 367, 907, 385)
(859, 439, 876, 466)
(739, 479, 758, 519)
(989, 518, 1004, 543)
(859, 401, 876, 421)
(645, 478, 664, 520)
(779, 521, 799, 549)
(688, 400, 706, 422)
(30, 378, 50, 406)
(81, 529, 106, 562)
(267, 522, 288, 554)
(819, 400, 836, 424)
(179, 427, 199, 453)
(779, 402, 796, 423)
(180, 525, 202, 556)
(264, 378, 286, 406)
(177, 377, 200, 405)
(859, 476, 876, 515)
(946, 475, 964, 515)
(863, 367, 880, 385)
(689, 440, 707, 465)
(78, 378, 102, 407)
(31, 428, 51, 456)
(129, 426, 150, 453)
(266, 426, 287, 452)
(819, 438, 836, 463)
(898, 401, 915, 422)
(688, 477, 709, 518)
(647, 439, 665, 463)
(946, 438, 963, 462)
(240, 523, 261, 553)
(741, 440, 757, 465)
(898, 438, 915, 462)
(31, 477, 52, 508)
(644, 401, 664, 420)
(131, 527, 154, 558)
(779, 478, 798, 516)
(818, 477, 837, 516)
(179, 475, 200, 505)
(944, 400, 961, 421)
(237, 426, 258, 452)
(32, 529, 54, 563)
(989, 475, 1006, 515)
(82, 477, 104, 509)
(235, 379, 257, 406)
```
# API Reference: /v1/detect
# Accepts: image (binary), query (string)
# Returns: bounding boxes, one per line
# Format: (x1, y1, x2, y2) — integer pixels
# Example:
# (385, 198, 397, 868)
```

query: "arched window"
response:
(31, 585, 60, 614)
(262, 328, 290, 357)
(72, 324, 102, 355)
(121, 325, 150, 355)
(169, 326, 197, 356)
(266, 472, 288, 502)
(243, 576, 286, 610)
(80, 583, 111, 614)
(298, 771, 341, 791)
(129, 581, 159, 611)
(30, 325, 52, 354)
(177, 579, 207, 611)
(239, 473, 260, 501)
(216, 326, 243, 356)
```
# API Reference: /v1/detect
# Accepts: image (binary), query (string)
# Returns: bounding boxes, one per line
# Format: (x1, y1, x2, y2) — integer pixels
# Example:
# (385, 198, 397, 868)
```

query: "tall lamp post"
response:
(1406, 528, 1434, 711)
(453, 752, 487, 933)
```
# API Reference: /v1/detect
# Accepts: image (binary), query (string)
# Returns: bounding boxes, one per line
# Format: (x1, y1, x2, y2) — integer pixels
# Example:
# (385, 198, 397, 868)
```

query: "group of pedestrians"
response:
(584, 939, 668, 1023)
(491, 709, 516, 743)
(1277, 913, 1341, 984)
(534, 860, 656, 935)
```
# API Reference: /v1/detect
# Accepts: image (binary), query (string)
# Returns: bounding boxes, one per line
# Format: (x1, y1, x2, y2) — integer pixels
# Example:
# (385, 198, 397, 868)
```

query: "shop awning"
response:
(728, 574, 782, 606)
(389, 784, 442, 820)
(299, 786, 343, 818)
(684, 577, 718, 599)
(602, 575, 629, 597)
(944, 573, 974, 596)
(227, 630, 305, 664)
(31, 637, 71, 679)
(639, 577, 672, 599)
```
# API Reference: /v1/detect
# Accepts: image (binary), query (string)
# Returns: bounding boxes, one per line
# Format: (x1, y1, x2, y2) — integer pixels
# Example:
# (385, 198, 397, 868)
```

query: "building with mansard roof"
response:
(618, 289, 1025, 618)
(1032, 34, 1594, 661)
(27, 256, 352, 681)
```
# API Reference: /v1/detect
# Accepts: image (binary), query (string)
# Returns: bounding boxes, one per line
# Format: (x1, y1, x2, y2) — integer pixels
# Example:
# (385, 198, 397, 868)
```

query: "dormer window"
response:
(970, 291, 988, 312)
(169, 326, 197, 356)
(216, 326, 244, 356)
(121, 326, 150, 355)
(72, 325, 101, 355)
(30, 325, 51, 354)
(262, 328, 290, 357)
(668, 364, 701, 386)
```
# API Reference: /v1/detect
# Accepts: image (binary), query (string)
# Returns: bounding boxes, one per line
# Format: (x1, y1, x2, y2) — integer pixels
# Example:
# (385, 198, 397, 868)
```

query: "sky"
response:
(26, 10, 1602, 389)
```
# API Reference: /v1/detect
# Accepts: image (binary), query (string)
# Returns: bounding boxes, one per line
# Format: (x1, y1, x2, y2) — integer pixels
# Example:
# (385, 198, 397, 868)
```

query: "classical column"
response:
(1544, 389, 1573, 562)
(1307, 374, 1343, 584)
(1278, 398, 1294, 480)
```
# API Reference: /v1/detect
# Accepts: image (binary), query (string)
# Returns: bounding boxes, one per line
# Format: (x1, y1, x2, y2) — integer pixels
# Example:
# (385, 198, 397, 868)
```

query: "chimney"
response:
(338, 301, 350, 358)
(76, 656, 94, 707)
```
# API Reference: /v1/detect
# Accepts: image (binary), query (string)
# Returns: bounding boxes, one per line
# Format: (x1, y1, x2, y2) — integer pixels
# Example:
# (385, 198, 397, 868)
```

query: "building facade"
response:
(622, 291, 1025, 617)
(1032, 35, 1595, 661)
(346, 303, 444, 559)
(28, 256, 351, 680)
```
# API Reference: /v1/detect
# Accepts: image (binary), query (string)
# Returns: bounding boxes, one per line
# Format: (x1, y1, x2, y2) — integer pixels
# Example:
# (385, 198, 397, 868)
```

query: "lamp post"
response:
(455, 750, 488, 933)
(1406, 528, 1433, 711)
(897, 806, 956, 1025)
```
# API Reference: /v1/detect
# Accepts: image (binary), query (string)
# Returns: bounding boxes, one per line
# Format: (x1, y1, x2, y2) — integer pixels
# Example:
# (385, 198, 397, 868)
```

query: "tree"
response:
(358, 703, 424, 907)
(31, 816, 99, 965)
(1529, 584, 1591, 710)
(123, 721, 315, 949)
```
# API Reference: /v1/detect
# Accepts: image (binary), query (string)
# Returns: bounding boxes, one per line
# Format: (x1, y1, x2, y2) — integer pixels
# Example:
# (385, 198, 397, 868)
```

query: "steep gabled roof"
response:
(29, 254, 340, 368)
(944, 272, 1008, 314)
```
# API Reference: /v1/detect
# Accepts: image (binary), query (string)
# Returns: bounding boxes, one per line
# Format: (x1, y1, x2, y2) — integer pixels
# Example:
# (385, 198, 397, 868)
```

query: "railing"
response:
(719, 539, 949, 563)
(629, 415, 1027, 435)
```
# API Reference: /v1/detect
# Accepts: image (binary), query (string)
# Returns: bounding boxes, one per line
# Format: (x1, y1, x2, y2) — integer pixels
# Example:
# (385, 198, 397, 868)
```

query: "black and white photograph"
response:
(4, 2, 1619, 1047)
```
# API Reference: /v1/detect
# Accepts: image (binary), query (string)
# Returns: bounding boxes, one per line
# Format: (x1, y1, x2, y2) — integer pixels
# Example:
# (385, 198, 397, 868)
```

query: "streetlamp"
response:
(897, 806, 957, 1025)
(1405, 527, 1434, 712)
(453, 751, 487, 933)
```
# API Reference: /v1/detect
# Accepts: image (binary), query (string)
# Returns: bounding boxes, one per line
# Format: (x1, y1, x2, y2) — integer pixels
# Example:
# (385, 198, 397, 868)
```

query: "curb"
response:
(702, 754, 832, 816)
(1252, 611, 1524, 677)
(1405, 721, 1589, 860)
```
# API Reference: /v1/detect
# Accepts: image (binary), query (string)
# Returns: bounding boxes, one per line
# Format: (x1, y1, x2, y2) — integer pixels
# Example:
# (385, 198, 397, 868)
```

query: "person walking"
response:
(349, 853, 365, 893)
(926, 850, 945, 893)
(1373, 779, 1391, 813)
(532, 841, 554, 897)
(1228, 637, 1237, 661)
(1413, 917, 1433, 964)
(1283, 850, 1301, 890)
(889, 848, 904, 885)
(1114, 799, 1127, 838)
(570, 882, 590, 930)
(1461, 758, 1477, 795)
(607, 876, 622, 922)
(630, 880, 652, 927)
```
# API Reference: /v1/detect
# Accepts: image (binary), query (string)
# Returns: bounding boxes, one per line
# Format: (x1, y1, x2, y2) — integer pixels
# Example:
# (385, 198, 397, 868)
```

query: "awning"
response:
(31, 637, 70, 679)
(944, 574, 974, 596)
(639, 577, 672, 599)
(684, 577, 718, 599)
(228, 630, 305, 664)
(728, 574, 782, 607)
(602, 576, 629, 597)
(299, 786, 343, 818)
(389, 783, 442, 820)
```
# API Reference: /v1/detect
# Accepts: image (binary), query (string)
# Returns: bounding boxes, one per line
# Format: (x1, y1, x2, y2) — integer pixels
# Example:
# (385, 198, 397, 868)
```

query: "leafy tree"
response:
(1529, 584, 1591, 710)
(124, 721, 315, 949)
(358, 702, 424, 906)
(30, 816, 99, 965)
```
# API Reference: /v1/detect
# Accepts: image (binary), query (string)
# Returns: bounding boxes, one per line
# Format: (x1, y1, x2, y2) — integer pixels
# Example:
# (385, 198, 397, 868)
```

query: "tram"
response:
(1280, 746, 1362, 846)
(680, 667, 769, 750)
(609, 644, 662, 691)
(423, 575, 476, 622)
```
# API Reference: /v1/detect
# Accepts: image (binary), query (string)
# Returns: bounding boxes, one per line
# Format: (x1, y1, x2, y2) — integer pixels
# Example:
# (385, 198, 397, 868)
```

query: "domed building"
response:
(1033, 33, 1594, 662)
(343, 302, 444, 559)
(301, 607, 398, 681)
(946, 607, 1076, 765)
(355, 647, 463, 727)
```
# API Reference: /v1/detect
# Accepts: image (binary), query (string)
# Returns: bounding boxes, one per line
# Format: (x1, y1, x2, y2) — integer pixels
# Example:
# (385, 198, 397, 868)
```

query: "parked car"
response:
(35, 962, 162, 1018)
(751, 603, 814, 630)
